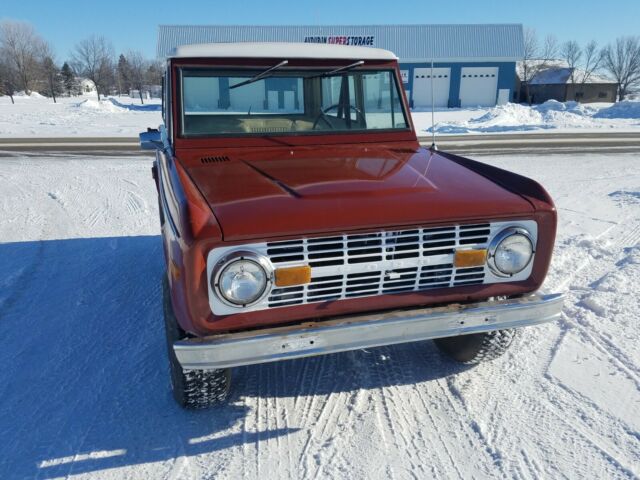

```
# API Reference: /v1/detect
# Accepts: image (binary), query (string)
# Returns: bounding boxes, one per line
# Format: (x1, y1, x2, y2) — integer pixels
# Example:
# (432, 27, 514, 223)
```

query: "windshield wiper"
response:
(309, 60, 365, 79)
(229, 60, 289, 90)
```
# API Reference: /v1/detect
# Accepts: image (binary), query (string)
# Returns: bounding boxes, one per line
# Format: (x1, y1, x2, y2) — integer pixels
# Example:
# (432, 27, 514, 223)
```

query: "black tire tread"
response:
(163, 276, 231, 408)
(434, 329, 520, 364)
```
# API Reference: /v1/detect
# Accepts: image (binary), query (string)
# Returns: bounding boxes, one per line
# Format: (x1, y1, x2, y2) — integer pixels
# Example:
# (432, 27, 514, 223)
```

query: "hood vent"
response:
(201, 155, 230, 164)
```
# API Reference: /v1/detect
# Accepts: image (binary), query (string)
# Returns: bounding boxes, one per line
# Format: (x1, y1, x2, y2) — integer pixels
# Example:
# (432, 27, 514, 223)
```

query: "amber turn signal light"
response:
(274, 265, 312, 287)
(454, 249, 487, 268)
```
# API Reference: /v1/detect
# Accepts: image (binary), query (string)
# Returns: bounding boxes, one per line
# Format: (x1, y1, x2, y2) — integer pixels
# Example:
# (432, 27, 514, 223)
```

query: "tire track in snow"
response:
(545, 212, 640, 386)
(441, 306, 635, 480)
(362, 344, 498, 479)
(558, 231, 640, 384)
(296, 353, 367, 478)
(539, 372, 639, 478)
(407, 347, 506, 479)
(457, 211, 640, 478)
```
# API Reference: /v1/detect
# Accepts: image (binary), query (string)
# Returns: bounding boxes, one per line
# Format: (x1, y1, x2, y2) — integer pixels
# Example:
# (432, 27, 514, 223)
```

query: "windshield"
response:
(179, 67, 409, 137)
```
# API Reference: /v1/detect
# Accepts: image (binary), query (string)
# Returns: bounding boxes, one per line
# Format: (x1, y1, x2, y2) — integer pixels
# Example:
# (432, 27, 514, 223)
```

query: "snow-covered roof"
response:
(168, 42, 398, 60)
(530, 66, 614, 85)
(518, 60, 615, 84)
(158, 25, 524, 61)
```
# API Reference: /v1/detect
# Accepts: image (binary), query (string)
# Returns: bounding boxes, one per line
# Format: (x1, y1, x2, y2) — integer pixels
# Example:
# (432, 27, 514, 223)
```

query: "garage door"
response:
(412, 68, 450, 108)
(459, 67, 499, 107)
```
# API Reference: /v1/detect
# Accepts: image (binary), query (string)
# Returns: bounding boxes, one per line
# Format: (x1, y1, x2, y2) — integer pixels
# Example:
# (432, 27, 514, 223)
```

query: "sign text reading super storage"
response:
(304, 36, 375, 46)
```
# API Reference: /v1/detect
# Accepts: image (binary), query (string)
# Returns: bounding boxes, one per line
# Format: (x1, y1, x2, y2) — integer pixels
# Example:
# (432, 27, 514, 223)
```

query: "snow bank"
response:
(421, 100, 640, 134)
(108, 98, 161, 112)
(0, 94, 162, 137)
(75, 98, 162, 113)
(465, 103, 544, 130)
(13, 91, 46, 99)
(76, 99, 126, 113)
(593, 100, 640, 119)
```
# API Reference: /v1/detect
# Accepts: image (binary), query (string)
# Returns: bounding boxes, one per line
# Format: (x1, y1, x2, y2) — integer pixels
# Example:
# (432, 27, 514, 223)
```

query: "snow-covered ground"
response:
(2, 93, 640, 138)
(0, 151, 639, 479)
(0, 94, 161, 138)
(412, 100, 640, 135)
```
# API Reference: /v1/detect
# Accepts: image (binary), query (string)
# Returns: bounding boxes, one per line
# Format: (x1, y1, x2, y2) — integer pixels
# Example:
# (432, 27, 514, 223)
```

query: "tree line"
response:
(0, 20, 162, 104)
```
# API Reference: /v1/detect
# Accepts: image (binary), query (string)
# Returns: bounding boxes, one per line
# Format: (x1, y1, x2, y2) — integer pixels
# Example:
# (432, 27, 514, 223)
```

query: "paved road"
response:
(425, 132, 640, 155)
(0, 132, 639, 156)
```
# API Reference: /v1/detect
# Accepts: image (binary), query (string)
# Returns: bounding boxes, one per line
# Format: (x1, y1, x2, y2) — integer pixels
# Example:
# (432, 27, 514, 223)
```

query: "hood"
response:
(183, 146, 534, 241)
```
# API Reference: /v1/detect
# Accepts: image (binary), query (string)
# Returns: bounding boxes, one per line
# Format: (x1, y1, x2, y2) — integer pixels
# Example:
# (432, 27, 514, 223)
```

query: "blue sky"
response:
(3, 0, 639, 60)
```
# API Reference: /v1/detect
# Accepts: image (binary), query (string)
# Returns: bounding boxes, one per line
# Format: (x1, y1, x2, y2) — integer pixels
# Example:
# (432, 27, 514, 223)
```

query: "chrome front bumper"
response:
(174, 292, 564, 370)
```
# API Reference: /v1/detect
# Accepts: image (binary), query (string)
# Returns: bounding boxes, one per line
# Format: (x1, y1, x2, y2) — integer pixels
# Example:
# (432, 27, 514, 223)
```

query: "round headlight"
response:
(488, 228, 534, 276)
(214, 255, 270, 306)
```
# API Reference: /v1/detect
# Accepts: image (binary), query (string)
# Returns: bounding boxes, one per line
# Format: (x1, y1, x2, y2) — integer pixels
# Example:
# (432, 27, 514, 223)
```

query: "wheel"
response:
(433, 329, 520, 364)
(162, 276, 231, 408)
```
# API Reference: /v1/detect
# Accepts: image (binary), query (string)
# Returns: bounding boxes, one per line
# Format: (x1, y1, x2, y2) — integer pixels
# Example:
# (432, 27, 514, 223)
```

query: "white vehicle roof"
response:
(169, 42, 398, 60)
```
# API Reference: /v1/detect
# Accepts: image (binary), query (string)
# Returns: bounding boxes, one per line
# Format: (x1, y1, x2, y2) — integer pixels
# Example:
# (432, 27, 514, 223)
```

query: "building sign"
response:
(400, 70, 409, 84)
(304, 35, 375, 46)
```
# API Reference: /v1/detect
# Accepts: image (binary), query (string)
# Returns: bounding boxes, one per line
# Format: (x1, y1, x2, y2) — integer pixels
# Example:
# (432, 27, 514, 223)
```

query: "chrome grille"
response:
(206, 220, 538, 315)
(266, 224, 491, 308)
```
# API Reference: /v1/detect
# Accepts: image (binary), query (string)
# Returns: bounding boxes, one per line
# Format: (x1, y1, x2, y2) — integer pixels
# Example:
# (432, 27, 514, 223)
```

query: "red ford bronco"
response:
(140, 42, 563, 408)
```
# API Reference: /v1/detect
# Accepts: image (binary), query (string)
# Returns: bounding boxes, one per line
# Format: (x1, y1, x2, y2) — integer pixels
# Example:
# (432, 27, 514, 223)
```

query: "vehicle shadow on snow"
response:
(0, 235, 470, 478)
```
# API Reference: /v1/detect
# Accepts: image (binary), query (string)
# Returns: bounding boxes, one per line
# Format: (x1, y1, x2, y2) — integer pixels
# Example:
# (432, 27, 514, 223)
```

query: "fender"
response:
(436, 150, 556, 211)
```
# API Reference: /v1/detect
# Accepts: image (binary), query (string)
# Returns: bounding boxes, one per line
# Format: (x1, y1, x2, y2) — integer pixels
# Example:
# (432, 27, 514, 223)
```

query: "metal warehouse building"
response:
(157, 24, 524, 108)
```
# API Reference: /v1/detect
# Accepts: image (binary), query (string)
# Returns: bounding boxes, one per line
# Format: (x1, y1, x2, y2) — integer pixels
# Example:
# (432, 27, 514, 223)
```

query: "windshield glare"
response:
(180, 68, 409, 136)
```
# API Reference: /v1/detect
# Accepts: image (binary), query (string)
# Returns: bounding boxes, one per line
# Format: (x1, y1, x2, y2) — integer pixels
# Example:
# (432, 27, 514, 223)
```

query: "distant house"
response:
(78, 78, 96, 95)
(518, 64, 618, 103)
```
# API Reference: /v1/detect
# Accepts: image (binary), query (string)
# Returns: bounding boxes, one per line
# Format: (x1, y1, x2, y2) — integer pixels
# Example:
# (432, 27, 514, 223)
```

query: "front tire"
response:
(434, 329, 520, 364)
(163, 276, 231, 408)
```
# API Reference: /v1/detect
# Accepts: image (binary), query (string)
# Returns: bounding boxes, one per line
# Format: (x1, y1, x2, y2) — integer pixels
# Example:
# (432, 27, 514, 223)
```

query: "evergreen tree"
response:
(61, 62, 75, 96)
(117, 53, 130, 95)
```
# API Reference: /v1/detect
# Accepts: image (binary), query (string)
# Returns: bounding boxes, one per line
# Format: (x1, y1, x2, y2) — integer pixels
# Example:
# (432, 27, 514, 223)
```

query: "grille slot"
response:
(265, 223, 494, 308)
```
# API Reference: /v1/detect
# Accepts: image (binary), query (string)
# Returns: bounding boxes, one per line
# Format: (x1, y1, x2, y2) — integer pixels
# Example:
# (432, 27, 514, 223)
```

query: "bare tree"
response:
(520, 28, 559, 104)
(601, 36, 640, 101)
(560, 40, 603, 85)
(0, 55, 18, 103)
(561, 40, 582, 83)
(579, 41, 602, 84)
(41, 57, 57, 102)
(71, 35, 115, 100)
(0, 20, 47, 94)
(39, 42, 62, 103)
(125, 50, 148, 104)
(146, 60, 163, 86)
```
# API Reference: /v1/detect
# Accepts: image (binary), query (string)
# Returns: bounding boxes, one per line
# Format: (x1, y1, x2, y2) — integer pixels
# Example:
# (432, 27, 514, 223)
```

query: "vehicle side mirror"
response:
(140, 128, 162, 150)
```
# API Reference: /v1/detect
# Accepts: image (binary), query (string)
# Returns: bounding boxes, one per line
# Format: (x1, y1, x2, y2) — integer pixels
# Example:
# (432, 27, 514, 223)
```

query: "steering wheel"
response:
(312, 103, 364, 130)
